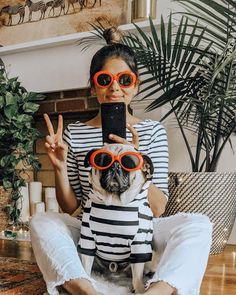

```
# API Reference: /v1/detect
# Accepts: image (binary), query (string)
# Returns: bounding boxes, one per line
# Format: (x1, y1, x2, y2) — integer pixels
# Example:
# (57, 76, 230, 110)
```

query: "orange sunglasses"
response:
(90, 149, 143, 172)
(93, 71, 137, 88)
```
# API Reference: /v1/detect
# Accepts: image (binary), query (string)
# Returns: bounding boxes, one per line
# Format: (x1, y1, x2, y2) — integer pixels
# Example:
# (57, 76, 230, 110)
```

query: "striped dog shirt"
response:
(78, 182, 153, 264)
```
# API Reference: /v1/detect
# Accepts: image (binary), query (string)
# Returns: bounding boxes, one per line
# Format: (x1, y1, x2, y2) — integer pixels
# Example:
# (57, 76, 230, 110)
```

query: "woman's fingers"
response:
(108, 134, 127, 144)
(127, 123, 139, 149)
(56, 114, 63, 138)
(108, 124, 139, 149)
(45, 135, 55, 147)
(44, 113, 55, 136)
(44, 113, 64, 141)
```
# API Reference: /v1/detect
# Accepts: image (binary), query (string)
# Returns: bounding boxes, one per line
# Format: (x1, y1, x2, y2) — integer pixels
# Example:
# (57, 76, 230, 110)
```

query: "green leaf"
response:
(3, 179, 12, 189)
(23, 102, 39, 113)
(4, 105, 18, 119)
(0, 96, 4, 108)
(17, 114, 33, 123)
(5, 92, 15, 105)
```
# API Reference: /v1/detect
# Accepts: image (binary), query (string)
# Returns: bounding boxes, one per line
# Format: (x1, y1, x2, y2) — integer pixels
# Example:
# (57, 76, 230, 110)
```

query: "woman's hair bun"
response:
(103, 27, 123, 45)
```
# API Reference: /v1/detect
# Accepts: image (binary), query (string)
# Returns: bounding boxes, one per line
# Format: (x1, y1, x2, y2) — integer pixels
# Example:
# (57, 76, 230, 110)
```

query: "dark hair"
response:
(89, 27, 138, 86)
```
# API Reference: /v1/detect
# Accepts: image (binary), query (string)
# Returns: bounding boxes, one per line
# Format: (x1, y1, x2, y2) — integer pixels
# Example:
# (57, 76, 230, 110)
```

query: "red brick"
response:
(56, 99, 85, 113)
(77, 88, 91, 97)
(63, 90, 79, 98)
(87, 97, 99, 110)
(37, 102, 55, 115)
(43, 92, 62, 100)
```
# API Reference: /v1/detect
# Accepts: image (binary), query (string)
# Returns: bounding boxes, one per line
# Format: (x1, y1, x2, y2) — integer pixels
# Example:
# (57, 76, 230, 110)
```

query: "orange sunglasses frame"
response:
(93, 71, 137, 88)
(90, 149, 144, 172)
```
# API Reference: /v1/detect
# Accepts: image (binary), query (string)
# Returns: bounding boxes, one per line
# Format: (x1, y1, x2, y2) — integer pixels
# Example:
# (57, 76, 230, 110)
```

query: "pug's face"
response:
(84, 144, 153, 205)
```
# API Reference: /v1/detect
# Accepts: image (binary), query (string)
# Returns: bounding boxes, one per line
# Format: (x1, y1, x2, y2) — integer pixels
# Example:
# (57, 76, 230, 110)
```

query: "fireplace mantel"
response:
(0, 19, 161, 94)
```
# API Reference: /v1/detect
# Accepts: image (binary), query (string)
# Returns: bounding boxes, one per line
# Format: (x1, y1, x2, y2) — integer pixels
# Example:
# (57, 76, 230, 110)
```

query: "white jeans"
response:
(30, 212, 212, 295)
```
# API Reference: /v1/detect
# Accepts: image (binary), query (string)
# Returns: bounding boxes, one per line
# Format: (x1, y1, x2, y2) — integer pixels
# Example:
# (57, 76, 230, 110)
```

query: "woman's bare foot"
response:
(63, 278, 103, 295)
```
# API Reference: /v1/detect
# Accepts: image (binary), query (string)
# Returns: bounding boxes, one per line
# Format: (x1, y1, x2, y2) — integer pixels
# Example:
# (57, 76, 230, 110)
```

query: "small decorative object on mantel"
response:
(0, 58, 44, 235)
(131, 0, 157, 22)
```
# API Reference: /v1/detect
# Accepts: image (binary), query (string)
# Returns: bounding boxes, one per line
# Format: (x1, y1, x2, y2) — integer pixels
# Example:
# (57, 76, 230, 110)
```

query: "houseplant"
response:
(81, 0, 236, 253)
(0, 59, 44, 231)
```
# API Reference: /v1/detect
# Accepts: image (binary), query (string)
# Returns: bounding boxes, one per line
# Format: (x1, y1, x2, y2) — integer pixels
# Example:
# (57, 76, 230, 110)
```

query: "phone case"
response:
(101, 102, 126, 144)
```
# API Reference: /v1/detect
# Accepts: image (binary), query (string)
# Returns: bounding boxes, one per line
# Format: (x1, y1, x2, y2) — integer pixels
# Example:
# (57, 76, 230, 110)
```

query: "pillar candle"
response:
(35, 202, 45, 214)
(47, 196, 59, 212)
(45, 187, 56, 203)
(45, 187, 59, 212)
(29, 182, 42, 215)
(17, 183, 30, 222)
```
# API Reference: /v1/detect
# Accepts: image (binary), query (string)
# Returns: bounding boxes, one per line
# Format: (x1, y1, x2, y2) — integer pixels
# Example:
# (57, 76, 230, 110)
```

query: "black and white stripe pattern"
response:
(78, 183, 153, 263)
(63, 119, 169, 218)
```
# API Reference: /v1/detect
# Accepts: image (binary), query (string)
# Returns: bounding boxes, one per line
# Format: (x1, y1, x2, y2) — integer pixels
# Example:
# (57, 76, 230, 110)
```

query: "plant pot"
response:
(0, 187, 11, 232)
(163, 172, 236, 255)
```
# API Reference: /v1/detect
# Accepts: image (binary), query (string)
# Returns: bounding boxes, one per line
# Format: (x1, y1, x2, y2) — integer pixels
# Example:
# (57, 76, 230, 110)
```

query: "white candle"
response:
(45, 187, 56, 203)
(45, 187, 59, 212)
(29, 182, 42, 215)
(47, 196, 59, 212)
(17, 183, 30, 222)
(35, 202, 45, 214)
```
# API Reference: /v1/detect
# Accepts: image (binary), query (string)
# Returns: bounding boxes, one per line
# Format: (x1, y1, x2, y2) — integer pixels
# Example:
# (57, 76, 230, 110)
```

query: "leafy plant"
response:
(0, 60, 44, 223)
(83, 0, 236, 172)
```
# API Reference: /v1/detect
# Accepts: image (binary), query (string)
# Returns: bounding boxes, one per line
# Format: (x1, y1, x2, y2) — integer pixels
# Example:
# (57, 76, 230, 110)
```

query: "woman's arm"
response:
(148, 183, 167, 217)
(54, 165, 79, 214)
(44, 114, 80, 214)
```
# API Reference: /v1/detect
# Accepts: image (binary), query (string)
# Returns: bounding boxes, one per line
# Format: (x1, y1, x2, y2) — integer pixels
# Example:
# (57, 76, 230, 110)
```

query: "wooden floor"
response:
(0, 240, 235, 295)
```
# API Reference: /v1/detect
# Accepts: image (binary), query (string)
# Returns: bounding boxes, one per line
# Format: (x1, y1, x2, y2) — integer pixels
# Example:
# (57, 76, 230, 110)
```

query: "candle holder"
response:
(0, 221, 30, 241)
(131, 0, 157, 22)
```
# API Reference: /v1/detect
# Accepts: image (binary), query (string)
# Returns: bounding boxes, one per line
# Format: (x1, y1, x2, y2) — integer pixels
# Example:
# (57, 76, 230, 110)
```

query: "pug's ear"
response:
(84, 149, 98, 168)
(142, 155, 154, 180)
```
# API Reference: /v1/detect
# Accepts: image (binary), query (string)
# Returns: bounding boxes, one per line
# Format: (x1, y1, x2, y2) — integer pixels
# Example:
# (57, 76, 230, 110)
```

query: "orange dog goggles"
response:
(90, 149, 143, 172)
(93, 71, 137, 88)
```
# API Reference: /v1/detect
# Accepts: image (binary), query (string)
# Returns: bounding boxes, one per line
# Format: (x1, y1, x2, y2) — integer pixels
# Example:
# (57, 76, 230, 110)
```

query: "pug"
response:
(78, 144, 154, 293)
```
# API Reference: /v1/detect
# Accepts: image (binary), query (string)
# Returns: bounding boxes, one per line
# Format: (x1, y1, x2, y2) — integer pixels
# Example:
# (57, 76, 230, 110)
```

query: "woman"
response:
(30, 27, 212, 295)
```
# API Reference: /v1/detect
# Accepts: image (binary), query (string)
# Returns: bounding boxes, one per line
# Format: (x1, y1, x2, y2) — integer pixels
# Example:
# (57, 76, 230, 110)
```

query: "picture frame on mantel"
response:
(0, 0, 132, 47)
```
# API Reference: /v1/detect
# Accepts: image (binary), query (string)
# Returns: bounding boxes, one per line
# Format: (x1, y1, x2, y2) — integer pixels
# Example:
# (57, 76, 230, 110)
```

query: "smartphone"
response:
(101, 102, 126, 144)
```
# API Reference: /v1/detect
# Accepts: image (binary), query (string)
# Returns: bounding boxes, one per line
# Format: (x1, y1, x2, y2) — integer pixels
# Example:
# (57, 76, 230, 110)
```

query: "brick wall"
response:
(34, 88, 99, 188)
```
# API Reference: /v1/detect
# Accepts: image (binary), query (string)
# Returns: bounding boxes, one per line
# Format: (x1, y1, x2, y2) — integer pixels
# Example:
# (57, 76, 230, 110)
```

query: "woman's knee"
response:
(30, 212, 62, 236)
(172, 213, 213, 245)
(181, 213, 213, 233)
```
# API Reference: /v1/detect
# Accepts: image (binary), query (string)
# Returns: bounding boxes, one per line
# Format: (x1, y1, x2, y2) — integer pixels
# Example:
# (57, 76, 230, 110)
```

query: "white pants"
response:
(30, 212, 212, 295)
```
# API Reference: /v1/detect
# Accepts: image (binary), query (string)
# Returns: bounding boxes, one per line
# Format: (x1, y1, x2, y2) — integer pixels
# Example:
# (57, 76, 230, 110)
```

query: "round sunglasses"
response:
(90, 149, 143, 172)
(93, 71, 137, 88)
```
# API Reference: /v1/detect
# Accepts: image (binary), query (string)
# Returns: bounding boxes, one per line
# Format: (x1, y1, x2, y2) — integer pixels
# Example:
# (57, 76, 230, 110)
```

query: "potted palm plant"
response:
(0, 59, 44, 233)
(81, 0, 236, 254)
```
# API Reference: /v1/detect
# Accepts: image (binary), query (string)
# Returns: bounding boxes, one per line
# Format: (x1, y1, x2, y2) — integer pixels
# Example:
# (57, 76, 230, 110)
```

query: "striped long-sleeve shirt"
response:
(63, 119, 169, 219)
(78, 182, 153, 263)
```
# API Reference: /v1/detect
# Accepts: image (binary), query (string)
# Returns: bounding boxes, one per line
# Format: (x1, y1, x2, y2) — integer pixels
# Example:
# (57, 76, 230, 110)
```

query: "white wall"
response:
(1, 0, 235, 242)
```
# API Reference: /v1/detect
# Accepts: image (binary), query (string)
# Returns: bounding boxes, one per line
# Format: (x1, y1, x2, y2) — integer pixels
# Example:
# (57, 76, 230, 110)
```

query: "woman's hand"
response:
(108, 123, 139, 149)
(44, 113, 68, 171)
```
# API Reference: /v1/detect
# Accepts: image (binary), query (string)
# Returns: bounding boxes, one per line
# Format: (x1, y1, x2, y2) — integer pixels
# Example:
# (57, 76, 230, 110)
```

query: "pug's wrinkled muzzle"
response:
(100, 161, 130, 194)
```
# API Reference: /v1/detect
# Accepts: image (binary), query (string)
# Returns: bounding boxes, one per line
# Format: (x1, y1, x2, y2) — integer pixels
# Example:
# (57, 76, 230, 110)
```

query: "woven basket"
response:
(163, 172, 236, 255)
(0, 187, 11, 232)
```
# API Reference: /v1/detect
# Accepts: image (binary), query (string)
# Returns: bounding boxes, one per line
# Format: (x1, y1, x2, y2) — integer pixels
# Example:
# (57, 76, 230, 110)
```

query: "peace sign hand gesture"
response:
(44, 114, 68, 171)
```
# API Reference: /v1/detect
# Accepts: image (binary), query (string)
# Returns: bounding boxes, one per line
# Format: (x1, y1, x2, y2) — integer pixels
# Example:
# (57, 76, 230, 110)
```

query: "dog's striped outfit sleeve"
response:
(78, 199, 96, 256)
